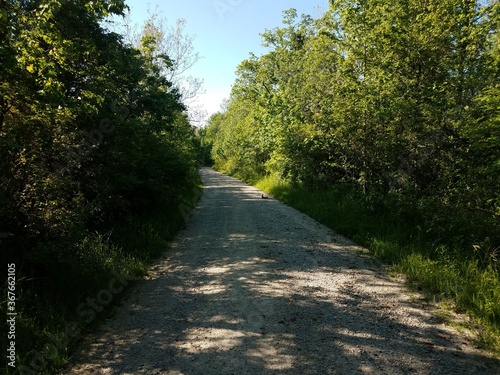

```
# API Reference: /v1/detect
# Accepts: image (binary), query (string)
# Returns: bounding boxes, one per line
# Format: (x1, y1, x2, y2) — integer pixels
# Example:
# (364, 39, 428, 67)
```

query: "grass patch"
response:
(255, 174, 500, 356)
(3, 174, 202, 374)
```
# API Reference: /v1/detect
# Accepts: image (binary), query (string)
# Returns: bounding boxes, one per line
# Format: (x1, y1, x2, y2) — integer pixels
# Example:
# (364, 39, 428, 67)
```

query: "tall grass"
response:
(255, 175, 500, 355)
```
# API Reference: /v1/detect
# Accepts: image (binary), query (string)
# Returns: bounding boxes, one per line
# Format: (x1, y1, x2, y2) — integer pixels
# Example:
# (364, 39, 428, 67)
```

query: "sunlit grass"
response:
(255, 175, 500, 356)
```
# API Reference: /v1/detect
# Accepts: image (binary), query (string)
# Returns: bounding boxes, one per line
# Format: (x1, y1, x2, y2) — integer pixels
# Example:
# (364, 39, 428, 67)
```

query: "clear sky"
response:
(116, 0, 328, 124)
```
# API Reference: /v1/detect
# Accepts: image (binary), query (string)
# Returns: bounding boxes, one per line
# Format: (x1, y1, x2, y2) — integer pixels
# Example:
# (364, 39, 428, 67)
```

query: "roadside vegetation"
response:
(0, 1, 202, 373)
(255, 176, 500, 354)
(202, 0, 500, 355)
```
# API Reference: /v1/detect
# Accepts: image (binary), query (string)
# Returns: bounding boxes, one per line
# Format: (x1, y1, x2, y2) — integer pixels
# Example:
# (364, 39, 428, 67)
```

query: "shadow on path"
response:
(66, 168, 500, 375)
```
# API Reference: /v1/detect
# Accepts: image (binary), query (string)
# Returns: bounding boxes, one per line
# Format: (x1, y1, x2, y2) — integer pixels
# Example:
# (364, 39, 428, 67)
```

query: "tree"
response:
(463, 1, 500, 217)
(115, 8, 205, 124)
(0, 1, 200, 368)
(211, 0, 498, 203)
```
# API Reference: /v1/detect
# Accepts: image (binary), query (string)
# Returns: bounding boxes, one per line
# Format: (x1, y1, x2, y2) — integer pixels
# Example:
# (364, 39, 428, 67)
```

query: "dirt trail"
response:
(65, 167, 500, 374)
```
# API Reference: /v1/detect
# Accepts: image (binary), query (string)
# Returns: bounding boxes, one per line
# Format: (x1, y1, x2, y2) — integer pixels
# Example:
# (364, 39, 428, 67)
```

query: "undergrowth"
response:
(255, 175, 500, 356)
(2, 174, 202, 374)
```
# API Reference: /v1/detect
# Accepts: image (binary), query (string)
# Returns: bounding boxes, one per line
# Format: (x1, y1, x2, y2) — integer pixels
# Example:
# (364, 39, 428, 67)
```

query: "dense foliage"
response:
(1, 0, 200, 371)
(207, 0, 499, 250)
(204, 0, 500, 346)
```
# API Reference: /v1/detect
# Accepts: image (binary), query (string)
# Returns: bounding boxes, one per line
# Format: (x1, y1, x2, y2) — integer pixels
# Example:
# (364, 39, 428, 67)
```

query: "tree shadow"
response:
(66, 168, 500, 375)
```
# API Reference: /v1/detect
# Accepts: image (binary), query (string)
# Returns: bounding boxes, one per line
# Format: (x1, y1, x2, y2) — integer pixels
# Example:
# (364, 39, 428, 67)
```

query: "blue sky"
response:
(117, 0, 328, 124)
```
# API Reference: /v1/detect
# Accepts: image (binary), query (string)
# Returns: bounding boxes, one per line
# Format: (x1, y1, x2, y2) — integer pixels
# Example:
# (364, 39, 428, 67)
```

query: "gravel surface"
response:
(64, 167, 500, 374)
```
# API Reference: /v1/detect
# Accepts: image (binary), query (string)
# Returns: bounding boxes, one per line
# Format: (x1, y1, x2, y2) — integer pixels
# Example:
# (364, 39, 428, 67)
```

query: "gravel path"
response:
(65, 167, 500, 375)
